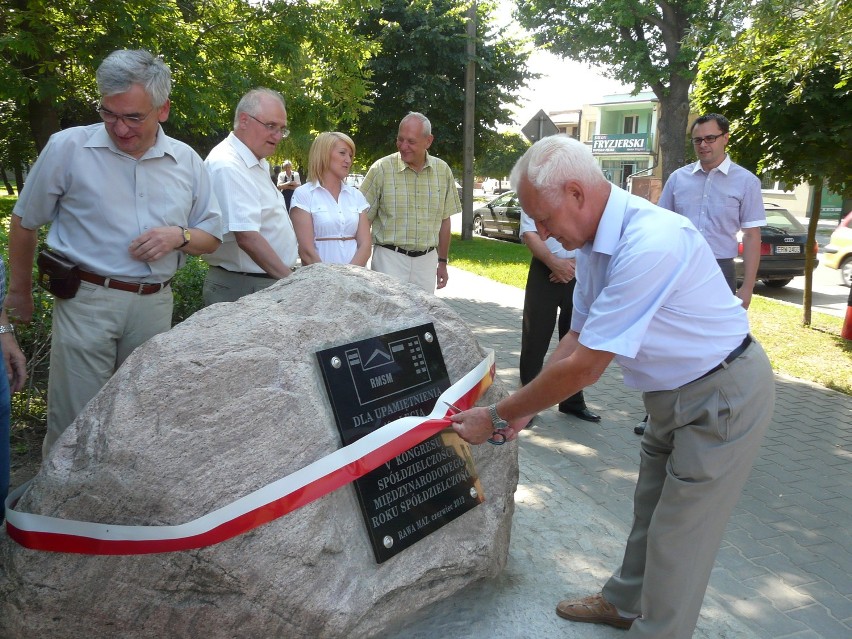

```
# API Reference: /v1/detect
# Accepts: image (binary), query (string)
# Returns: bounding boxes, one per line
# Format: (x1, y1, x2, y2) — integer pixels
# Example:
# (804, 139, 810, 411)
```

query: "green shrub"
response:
(172, 255, 209, 324)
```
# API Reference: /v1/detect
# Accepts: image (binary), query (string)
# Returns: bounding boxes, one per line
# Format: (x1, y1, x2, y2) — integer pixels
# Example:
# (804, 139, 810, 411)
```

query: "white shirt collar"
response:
(690, 154, 732, 175)
(227, 132, 267, 171)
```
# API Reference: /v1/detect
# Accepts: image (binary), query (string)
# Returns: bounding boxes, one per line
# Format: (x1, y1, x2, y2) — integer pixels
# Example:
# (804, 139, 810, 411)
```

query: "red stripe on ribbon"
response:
(4, 353, 495, 554)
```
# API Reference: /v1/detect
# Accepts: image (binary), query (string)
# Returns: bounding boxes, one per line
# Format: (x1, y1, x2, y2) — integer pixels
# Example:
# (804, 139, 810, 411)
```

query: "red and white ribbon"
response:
(4, 350, 495, 555)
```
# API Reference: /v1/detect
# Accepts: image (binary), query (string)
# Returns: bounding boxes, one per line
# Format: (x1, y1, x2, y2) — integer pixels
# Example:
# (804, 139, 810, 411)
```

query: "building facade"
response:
(547, 94, 844, 219)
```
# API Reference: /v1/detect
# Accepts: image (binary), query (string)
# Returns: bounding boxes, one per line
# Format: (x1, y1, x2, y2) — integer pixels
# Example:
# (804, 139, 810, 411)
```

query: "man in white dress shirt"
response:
(4, 49, 222, 456)
(450, 135, 775, 639)
(276, 159, 301, 211)
(202, 88, 299, 305)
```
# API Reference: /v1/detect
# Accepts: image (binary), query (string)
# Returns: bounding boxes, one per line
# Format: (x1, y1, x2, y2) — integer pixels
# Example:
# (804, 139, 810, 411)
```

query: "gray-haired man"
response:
(202, 88, 299, 305)
(4, 49, 222, 456)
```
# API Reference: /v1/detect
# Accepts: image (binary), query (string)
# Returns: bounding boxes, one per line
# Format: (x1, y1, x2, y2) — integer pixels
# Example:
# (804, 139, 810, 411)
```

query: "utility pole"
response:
(461, 1, 476, 240)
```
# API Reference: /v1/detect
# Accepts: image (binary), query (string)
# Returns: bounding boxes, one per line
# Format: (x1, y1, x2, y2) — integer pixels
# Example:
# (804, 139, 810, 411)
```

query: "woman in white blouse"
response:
(289, 132, 371, 266)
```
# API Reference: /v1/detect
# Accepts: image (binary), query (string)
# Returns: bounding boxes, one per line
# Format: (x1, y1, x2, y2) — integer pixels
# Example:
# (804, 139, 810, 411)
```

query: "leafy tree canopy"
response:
(351, 0, 534, 169)
(692, 0, 851, 197)
(514, 0, 751, 180)
(0, 0, 375, 166)
(474, 131, 529, 181)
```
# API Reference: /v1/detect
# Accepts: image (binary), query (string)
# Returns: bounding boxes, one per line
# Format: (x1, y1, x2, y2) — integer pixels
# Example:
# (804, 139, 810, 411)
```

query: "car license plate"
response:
(775, 245, 801, 254)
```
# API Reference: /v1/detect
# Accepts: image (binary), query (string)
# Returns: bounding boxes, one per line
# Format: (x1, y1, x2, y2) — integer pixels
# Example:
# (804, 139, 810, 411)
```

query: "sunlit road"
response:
(754, 262, 849, 318)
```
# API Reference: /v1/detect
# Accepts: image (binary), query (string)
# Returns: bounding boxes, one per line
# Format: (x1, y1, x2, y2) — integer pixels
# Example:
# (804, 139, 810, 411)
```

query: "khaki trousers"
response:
(45, 281, 173, 456)
(371, 245, 438, 293)
(602, 340, 775, 639)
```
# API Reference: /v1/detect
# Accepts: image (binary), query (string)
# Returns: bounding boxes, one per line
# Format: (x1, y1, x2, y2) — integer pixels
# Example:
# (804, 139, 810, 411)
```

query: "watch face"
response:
(183, 229, 191, 242)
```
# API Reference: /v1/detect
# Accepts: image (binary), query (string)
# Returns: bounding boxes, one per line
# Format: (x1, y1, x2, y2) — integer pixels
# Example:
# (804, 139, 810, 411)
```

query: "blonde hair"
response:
(307, 132, 356, 185)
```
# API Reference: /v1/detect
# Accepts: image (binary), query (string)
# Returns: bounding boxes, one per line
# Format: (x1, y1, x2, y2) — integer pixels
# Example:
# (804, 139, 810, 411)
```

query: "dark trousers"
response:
(519, 257, 586, 412)
(716, 258, 736, 293)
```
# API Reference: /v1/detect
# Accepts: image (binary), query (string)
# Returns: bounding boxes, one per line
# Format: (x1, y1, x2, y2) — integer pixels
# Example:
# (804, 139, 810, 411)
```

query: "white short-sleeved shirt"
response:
(520, 210, 575, 259)
(277, 170, 300, 187)
(203, 133, 298, 273)
(290, 181, 369, 264)
(572, 185, 750, 391)
(14, 123, 222, 282)
(658, 156, 765, 259)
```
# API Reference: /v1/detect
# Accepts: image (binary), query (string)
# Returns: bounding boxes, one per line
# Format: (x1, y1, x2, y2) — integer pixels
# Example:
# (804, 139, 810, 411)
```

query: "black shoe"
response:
(634, 422, 646, 435)
(560, 407, 601, 423)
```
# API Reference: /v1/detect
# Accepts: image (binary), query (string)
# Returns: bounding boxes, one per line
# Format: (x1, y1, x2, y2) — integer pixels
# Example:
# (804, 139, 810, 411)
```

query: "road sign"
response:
(521, 109, 559, 143)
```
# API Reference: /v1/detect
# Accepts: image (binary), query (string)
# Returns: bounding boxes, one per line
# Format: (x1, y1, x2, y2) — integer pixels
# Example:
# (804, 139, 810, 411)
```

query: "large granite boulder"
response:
(0, 264, 517, 639)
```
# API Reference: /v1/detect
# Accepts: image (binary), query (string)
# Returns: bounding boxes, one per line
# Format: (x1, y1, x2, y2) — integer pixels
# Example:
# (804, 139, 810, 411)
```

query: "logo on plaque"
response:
(316, 323, 484, 563)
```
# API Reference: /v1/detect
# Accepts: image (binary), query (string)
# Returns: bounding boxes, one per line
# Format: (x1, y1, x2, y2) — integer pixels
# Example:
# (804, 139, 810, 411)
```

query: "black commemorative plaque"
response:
(316, 323, 484, 563)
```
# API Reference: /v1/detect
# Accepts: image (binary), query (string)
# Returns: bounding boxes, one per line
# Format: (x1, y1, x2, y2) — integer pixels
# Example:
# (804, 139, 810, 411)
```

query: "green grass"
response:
(0, 195, 15, 217)
(449, 233, 530, 288)
(748, 297, 851, 394)
(450, 233, 852, 395)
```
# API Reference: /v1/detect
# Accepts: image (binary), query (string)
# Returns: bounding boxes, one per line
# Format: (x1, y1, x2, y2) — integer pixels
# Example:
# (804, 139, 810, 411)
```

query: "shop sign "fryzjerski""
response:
(592, 134, 649, 155)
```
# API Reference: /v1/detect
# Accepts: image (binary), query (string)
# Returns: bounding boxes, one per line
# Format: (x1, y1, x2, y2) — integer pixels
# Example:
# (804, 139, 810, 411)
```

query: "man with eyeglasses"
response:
(201, 88, 299, 305)
(659, 113, 765, 306)
(4, 49, 222, 456)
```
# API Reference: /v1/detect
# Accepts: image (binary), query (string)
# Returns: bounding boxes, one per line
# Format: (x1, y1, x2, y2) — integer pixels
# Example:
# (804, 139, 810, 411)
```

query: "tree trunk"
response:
(14, 166, 24, 194)
(802, 180, 823, 327)
(27, 98, 61, 154)
(0, 165, 14, 195)
(654, 76, 692, 184)
(8, 0, 63, 153)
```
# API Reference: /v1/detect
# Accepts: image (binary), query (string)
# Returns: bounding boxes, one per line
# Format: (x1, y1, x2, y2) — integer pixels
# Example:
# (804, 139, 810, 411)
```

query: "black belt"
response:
(78, 270, 171, 295)
(377, 244, 435, 258)
(693, 335, 753, 383)
(214, 265, 274, 279)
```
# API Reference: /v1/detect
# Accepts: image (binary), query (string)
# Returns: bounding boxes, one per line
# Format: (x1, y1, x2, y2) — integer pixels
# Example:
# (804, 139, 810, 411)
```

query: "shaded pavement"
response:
(383, 265, 852, 639)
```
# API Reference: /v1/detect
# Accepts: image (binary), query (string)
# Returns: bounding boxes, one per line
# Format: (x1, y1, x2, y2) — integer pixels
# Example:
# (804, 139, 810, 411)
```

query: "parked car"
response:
(472, 191, 521, 241)
(734, 204, 818, 288)
(822, 211, 852, 287)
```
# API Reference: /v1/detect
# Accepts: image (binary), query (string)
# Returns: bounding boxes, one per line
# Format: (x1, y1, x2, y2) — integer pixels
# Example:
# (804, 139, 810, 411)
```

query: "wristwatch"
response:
(487, 403, 508, 430)
(178, 226, 191, 248)
(0, 324, 14, 335)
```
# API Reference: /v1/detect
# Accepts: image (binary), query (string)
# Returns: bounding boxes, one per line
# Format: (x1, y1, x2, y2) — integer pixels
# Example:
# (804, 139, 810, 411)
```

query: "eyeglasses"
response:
(97, 105, 154, 128)
(246, 113, 290, 138)
(691, 133, 726, 146)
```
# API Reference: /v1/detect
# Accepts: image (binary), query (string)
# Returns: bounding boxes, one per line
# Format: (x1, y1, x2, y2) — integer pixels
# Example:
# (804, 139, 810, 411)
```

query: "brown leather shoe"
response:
(556, 593, 636, 630)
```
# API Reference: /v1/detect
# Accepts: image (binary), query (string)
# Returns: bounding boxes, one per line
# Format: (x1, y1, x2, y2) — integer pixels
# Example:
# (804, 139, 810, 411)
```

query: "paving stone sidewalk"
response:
(384, 266, 852, 639)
